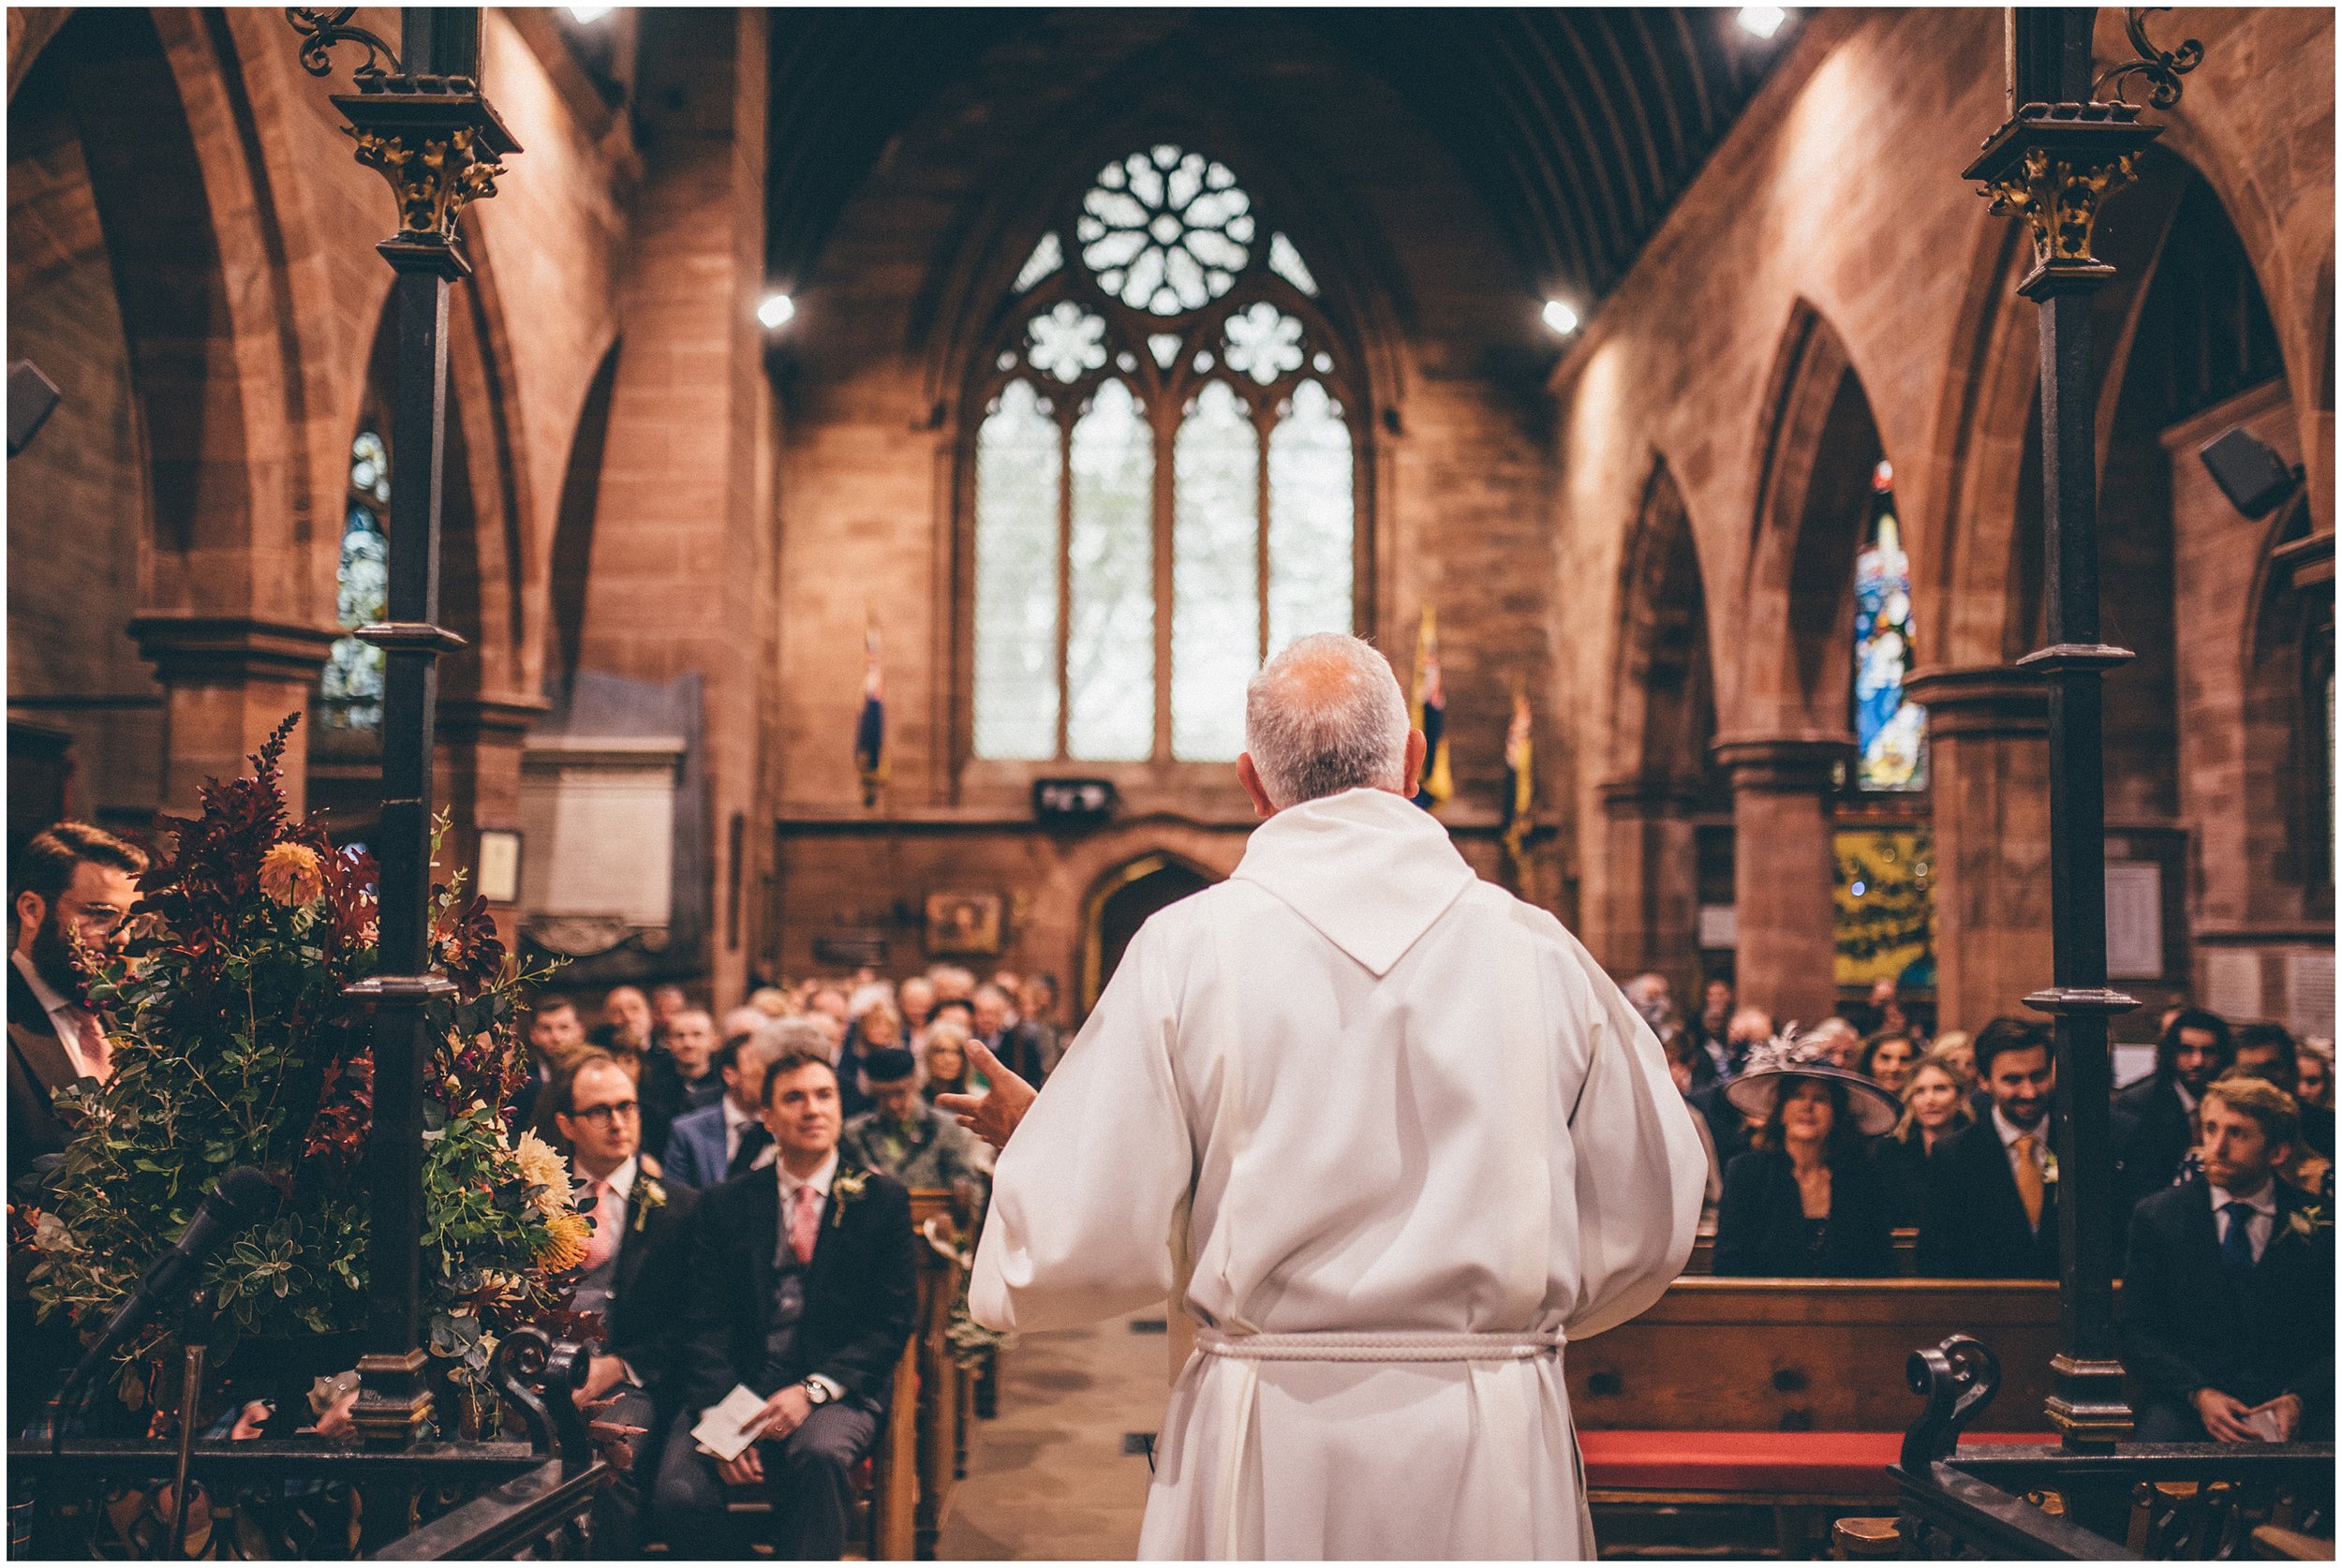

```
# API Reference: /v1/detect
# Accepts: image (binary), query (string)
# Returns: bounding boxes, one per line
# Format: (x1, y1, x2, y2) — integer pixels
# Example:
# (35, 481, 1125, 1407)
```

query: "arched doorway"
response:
(1080, 852, 1215, 1013)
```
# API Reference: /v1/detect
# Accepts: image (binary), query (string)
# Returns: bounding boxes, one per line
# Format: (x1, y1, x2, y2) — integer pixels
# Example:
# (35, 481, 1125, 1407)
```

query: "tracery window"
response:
(319, 427, 390, 732)
(970, 142, 1361, 764)
(1852, 460, 1925, 791)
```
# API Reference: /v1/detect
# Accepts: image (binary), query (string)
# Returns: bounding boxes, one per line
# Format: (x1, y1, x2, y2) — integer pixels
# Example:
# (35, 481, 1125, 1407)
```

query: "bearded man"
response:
(944, 633, 1705, 1560)
(9, 821, 145, 1183)
(9, 821, 145, 1434)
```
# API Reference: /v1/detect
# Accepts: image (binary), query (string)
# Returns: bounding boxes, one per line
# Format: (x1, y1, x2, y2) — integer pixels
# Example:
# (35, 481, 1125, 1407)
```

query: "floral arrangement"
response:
(22, 717, 574, 1418)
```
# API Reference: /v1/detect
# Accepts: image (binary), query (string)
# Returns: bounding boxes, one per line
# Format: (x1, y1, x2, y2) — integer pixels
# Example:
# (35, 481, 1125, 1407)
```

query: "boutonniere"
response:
(2041, 1151, 2060, 1187)
(2286, 1201, 2329, 1242)
(830, 1167, 869, 1228)
(631, 1175, 667, 1235)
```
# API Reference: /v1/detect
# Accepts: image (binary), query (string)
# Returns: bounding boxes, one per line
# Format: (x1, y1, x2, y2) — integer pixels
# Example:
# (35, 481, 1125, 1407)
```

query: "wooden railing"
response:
(7, 1330, 612, 1560)
(1883, 1335, 2334, 1559)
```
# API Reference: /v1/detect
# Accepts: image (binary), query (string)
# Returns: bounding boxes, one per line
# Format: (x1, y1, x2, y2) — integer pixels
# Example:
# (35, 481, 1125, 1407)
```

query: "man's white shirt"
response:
(2208, 1179, 2277, 1264)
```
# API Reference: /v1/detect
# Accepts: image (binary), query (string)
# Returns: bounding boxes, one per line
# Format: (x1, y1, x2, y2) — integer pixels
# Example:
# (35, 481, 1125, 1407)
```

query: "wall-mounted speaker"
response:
(2197, 425, 2298, 519)
(7, 361, 60, 457)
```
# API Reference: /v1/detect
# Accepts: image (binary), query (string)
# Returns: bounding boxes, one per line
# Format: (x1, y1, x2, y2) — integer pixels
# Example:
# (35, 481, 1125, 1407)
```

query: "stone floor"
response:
(933, 1309, 1171, 1560)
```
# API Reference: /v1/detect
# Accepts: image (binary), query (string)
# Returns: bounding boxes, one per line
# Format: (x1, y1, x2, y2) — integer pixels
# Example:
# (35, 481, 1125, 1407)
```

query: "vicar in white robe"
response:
(947, 632, 1707, 1561)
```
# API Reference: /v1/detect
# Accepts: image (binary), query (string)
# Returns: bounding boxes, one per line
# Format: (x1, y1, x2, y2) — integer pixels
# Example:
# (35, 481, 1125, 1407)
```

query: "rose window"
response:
(1027, 301, 1108, 383)
(1078, 143, 1254, 316)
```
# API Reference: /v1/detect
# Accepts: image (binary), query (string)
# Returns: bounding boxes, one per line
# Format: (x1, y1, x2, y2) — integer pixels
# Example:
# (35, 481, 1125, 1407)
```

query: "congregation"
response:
(1632, 970, 2335, 1447)
(7, 818, 2334, 1552)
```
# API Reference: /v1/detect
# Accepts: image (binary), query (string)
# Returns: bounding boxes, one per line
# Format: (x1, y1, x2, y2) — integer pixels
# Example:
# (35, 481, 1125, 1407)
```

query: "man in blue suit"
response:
(663, 1019, 814, 1190)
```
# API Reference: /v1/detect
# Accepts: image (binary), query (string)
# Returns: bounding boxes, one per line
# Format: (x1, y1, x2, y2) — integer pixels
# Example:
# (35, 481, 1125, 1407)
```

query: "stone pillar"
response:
(1712, 734, 1847, 1028)
(435, 692, 549, 947)
(129, 614, 336, 816)
(1906, 665, 2053, 1034)
(1594, 776, 1700, 998)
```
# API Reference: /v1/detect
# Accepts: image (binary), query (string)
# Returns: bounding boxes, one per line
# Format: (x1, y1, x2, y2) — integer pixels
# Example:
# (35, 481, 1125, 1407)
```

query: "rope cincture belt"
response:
(1195, 1328, 1563, 1362)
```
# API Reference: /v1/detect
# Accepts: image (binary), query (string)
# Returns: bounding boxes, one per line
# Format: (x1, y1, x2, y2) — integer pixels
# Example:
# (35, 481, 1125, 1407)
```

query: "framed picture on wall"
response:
(925, 892, 1003, 956)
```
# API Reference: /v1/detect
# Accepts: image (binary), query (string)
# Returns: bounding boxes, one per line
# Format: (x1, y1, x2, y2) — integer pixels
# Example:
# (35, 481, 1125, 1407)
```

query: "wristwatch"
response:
(801, 1378, 833, 1407)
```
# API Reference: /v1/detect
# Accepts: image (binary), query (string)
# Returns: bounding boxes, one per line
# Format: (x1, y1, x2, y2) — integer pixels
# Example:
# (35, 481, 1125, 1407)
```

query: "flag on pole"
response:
(1501, 677, 1534, 886)
(1409, 605, 1454, 810)
(855, 611, 887, 806)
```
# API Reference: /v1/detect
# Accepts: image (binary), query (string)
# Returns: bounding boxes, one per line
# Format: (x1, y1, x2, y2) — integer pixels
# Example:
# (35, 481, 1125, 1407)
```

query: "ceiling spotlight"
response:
(757, 293, 795, 331)
(1542, 299, 1580, 336)
(567, 5, 615, 22)
(1737, 6, 1786, 39)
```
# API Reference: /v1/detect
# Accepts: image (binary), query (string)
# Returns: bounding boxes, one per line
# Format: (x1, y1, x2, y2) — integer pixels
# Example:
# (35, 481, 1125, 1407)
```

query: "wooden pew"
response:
(1569, 1277, 2065, 1558)
(906, 1190, 971, 1561)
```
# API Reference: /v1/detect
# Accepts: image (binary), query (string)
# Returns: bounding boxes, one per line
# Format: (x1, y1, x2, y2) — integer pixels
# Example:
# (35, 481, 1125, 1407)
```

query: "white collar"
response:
(2209, 1179, 2276, 1216)
(722, 1095, 755, 1131)
(1230, 788, 1477, 976)
(2173, 1080, 2199, 1115)
(1993, 1106, 2049, 1150)
(11, 950, 72, 1017)
(776, 1148, 838, 1201)
(572, 1153, 637, 1201)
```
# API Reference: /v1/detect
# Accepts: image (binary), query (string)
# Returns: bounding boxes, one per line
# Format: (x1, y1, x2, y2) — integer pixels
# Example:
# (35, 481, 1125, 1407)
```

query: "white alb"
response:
(971, 786, 1706, 1559)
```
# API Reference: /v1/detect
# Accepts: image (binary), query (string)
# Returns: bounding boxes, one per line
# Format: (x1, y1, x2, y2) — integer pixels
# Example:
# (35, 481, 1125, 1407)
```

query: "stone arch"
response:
(542, 336, 625, 705)
(1009, 821, 1245, 1020)
(2238, 498, 2332, 925)
(1737, 299, 1886, 740)
(1593, 456, 1719, 987)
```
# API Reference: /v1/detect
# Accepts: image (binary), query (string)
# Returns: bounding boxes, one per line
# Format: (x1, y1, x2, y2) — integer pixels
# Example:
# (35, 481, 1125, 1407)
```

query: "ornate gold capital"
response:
(1979, 146, 2142, 275)
(351, 124, 506, 246)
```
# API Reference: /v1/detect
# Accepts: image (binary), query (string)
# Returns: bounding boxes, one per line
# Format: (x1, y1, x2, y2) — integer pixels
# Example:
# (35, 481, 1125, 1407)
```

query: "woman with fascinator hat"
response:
(1712, 1027, 1900, 1278)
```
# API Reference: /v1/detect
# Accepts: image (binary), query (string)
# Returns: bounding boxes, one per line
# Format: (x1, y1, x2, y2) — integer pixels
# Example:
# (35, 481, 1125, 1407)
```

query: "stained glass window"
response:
(969, 144, 1358, 765)
(319, 428, 391, 732)
(1853, 461, 1927, 791)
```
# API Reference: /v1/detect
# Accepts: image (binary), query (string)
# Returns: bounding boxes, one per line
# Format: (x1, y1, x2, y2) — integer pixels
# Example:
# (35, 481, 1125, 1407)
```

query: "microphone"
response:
(52, 1167, 276, 1429)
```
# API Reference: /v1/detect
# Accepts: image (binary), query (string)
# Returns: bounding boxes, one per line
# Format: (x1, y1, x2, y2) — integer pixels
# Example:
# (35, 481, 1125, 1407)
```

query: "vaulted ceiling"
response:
(759, 7, 1786, 313)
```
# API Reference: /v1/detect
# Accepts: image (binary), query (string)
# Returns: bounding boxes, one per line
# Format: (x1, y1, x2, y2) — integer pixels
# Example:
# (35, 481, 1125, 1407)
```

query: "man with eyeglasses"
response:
(549, 1049, 700, 1549)
(8, 821, 147, 1435)
(10, 821, 145, 1180)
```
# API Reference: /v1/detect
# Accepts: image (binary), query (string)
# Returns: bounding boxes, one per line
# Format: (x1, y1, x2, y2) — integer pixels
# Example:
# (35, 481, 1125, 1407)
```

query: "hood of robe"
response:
(1229, 787, 1478, 977)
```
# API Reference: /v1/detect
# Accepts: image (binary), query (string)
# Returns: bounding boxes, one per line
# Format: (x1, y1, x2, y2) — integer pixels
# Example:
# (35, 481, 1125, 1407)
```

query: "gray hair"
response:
(756, 1015, 833, 1068)
(1243, 633, 1411, 808)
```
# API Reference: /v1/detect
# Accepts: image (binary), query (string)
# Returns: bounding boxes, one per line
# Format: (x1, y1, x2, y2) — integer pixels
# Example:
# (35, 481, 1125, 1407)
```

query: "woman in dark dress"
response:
(1713, 1032, 1900, 1278)
(1874, 1045, 1975, 1227)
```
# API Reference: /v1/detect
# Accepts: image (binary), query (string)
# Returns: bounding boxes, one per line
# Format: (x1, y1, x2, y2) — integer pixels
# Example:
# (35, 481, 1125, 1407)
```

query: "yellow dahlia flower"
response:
(258, 842, 326, 907)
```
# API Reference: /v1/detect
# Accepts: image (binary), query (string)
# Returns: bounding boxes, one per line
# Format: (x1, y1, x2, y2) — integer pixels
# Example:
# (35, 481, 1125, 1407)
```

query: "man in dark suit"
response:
(663, 1021, 808, 1191)
(2113, 1009, 2233, 1213)
(8, 822, 145, 1187)
(549, 1052, 702, 1420)
(2122, 1075, 2334, 1442)
(546, 1051, 701, 1548)
(9, 822, 145, 1437)
(1917, 1017, 2059, 1279)
(973, 984, 1049, 1087)
(2231, 1021, 2335, 1160)
(652, 1046, 918, 1559)
(510, 994, 586, 1136)
(639, 1005, 723, 1163)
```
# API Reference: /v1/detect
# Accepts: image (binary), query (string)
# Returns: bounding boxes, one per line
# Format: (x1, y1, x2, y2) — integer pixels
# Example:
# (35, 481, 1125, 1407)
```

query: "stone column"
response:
(435, 692, 549, 947)
(129, 614, 337, 816)
(1906, 665, 2052, 1034)
(1712, 734, 1847, 1028)
(1594, 776, 1700, 998)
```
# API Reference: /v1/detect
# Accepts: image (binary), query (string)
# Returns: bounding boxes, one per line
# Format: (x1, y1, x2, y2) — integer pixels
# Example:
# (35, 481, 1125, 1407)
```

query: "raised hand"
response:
(937, 1038, 1037, 1151)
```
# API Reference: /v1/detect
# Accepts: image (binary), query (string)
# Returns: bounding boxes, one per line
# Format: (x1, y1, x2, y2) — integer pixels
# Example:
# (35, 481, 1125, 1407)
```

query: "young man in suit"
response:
(8, 822, 144, 1186)
(662, 1021, 806, 1190)
(550, 1052, 702, 1419)
(1917, 1017, 2059, 1279)
(2122, 1074, 2334, 1442)
(651, 1046, 919, 1559)
(548, 1051, 701, 1548)
(8, 822, 145, 1437)
(2113, 1010, 2233, 1212)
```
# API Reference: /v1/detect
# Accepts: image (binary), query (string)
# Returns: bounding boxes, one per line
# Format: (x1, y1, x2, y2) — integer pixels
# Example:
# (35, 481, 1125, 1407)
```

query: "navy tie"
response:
(2220, 1201, 2257, 1272)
